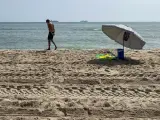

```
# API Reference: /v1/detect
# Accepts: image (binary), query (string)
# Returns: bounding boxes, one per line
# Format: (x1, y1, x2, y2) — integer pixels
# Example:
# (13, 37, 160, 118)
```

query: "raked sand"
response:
(0, 49, 160, 120)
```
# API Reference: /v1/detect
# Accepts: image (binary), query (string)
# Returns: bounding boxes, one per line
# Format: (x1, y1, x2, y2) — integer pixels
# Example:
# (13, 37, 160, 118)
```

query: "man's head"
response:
(46, 19, 50, 23)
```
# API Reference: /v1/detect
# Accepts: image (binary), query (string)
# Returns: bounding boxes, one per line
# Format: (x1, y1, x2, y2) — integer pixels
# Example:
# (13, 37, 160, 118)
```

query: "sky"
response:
(0, 0, 160, 22)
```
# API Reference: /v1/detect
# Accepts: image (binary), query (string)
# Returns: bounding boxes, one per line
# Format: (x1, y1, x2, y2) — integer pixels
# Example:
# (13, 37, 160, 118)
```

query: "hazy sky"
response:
(0, 0, 160, 22)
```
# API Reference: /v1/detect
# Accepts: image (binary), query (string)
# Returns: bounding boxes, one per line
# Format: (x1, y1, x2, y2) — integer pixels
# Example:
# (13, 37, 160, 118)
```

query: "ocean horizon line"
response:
(1, 21, 160, 23)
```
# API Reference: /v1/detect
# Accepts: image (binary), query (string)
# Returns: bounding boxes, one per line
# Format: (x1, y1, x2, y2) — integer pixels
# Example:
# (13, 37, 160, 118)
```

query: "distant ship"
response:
(51, 20, 59, 23)
(80, 20, 88, 23)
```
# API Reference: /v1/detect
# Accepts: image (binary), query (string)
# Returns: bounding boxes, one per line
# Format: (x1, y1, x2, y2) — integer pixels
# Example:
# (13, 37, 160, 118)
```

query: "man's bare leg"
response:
(51, 39, 57, 50)
(47, 40, 51, 50)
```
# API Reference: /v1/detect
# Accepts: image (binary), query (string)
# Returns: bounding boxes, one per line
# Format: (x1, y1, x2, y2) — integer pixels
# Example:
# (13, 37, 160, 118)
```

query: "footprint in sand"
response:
(59, 76, 65, 83)
(105, 69, 119, 75)
(97, 68, 119, 76)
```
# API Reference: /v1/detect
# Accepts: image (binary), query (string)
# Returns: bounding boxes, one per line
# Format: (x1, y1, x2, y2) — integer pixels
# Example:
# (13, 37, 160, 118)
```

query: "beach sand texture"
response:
(0, 49, 160, 120)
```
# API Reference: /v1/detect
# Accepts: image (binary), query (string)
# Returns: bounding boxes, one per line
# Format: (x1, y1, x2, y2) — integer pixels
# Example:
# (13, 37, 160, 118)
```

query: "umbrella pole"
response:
(123, 39, 124, 50)
(123, 39, 125, 59)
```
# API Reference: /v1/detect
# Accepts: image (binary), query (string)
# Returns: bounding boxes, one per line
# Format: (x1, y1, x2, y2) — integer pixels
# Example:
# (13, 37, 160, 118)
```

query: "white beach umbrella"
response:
(102, 24, 146, 49)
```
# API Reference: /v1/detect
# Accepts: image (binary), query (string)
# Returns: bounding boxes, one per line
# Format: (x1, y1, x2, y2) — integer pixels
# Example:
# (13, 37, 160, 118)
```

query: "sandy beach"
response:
(0, 49, 160, 120)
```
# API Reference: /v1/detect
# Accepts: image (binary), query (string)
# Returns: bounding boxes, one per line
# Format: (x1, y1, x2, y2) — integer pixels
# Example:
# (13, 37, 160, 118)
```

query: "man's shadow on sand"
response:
(87, 57, 143, 66)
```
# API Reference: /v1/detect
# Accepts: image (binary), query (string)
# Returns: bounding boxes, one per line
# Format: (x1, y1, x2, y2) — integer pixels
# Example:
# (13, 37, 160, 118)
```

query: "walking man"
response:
(46, 19, 57, 50)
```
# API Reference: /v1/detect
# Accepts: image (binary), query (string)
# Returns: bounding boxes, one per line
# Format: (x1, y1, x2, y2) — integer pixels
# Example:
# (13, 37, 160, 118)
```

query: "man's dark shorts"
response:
(48, 32, 55, 40)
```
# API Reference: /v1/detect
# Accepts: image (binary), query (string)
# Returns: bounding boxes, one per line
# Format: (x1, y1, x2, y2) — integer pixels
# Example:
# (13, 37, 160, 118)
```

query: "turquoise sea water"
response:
(0, 22, 160, 50)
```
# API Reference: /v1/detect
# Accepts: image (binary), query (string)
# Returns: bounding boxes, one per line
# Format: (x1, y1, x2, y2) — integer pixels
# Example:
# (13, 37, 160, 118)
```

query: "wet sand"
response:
(0, 49, 160, 120)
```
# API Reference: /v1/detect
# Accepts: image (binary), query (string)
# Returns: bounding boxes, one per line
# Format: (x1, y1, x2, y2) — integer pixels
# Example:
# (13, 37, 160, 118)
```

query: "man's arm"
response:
(52, 24, 55, 32)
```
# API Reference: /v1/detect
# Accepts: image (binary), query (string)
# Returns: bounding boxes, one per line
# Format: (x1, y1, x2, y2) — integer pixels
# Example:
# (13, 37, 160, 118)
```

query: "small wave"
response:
(93, 29, 100, 31)
(87, 28, 101, 31)
(0, 28, 45, 30)
(72, 28, 101, 31)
